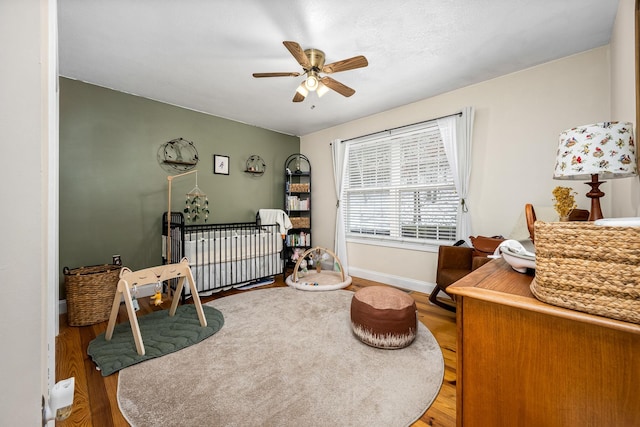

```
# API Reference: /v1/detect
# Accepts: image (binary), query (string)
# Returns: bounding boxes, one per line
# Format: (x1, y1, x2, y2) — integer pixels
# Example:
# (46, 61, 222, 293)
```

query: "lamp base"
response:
(585, 174, 604, 221)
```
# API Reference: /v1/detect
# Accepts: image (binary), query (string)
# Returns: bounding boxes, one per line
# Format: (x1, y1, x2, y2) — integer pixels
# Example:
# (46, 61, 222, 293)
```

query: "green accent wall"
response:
(59, 78, 299, 296)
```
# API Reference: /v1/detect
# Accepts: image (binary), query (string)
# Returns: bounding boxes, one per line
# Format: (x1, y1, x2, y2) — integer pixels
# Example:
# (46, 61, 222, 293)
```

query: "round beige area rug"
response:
(117, 287, 444, 427)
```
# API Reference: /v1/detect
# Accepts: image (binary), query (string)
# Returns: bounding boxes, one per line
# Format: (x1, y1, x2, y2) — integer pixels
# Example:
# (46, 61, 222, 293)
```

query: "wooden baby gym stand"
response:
(105, 258, 206, 356)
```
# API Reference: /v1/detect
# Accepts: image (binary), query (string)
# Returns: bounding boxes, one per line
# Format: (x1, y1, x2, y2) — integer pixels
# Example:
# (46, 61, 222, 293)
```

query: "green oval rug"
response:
(87, 304, 224, 376)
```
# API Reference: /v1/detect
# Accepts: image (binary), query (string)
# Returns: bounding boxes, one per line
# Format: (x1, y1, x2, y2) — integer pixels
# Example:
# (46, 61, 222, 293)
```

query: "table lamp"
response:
(553, 121, 637, 221)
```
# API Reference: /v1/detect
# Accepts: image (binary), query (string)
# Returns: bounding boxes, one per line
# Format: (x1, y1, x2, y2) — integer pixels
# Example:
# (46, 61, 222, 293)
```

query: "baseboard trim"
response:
(348, 267, 437, 295)
(58, 273, 440, 314)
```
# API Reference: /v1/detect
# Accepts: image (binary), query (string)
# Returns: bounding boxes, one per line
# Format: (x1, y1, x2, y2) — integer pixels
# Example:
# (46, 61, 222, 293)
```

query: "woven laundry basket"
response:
(64, 263, 122, 326)
(531, 221, 640, 324)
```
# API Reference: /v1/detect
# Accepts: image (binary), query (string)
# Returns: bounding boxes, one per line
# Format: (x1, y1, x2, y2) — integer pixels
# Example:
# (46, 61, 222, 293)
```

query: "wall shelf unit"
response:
(244, 154, 266, 176)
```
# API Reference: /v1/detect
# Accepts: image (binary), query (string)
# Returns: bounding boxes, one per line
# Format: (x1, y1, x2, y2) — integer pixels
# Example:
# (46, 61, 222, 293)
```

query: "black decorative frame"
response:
(213, 154, 229, 175)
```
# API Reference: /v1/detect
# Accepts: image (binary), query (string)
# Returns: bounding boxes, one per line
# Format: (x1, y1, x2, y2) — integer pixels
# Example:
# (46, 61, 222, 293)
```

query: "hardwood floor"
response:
(56, 273, 457, 427)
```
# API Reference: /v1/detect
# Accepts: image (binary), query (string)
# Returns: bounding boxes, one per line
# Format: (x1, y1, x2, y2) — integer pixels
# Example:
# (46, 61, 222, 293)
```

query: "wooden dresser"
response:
(448, 258, 640, 427)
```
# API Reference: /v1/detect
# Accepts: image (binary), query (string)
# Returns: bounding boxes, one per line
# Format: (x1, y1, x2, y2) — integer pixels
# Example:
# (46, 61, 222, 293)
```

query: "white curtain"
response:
(331, 139, 349, 275)
(438, 107, 474, 243)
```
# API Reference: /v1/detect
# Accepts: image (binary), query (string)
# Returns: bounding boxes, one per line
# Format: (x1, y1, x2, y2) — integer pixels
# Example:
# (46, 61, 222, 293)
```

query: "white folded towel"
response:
(258, 209, 292, 237)
(594, 217, 640, 227)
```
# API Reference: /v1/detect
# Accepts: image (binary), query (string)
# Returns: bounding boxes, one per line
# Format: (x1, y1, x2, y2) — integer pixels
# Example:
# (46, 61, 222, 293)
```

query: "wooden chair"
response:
(525, 204, 590, 243)
(430, 236, 503, 312)
(105, 258, 206, 356)
(430, 245, 475, 312)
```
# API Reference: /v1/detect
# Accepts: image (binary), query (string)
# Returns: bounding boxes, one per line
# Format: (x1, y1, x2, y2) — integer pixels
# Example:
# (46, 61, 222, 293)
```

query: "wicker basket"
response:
(290, 183, 310, 192)
(64, 264, 122, 326)
(532, 221, 640, 324)
(290, 217, 310, 228)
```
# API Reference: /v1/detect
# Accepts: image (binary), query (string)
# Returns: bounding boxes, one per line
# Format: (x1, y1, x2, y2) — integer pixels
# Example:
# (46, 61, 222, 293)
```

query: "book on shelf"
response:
(286, 232, 311, 247)
(287, 195, 310, 211)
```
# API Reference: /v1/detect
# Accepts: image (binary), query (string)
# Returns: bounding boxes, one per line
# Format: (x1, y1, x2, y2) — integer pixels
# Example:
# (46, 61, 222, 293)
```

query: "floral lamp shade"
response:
(554, 121, 637, 180)
(553, 121, 637, 221)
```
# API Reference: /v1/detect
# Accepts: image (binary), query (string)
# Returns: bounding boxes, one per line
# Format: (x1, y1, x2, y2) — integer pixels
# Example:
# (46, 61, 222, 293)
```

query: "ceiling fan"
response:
(253, 41, 368, 102)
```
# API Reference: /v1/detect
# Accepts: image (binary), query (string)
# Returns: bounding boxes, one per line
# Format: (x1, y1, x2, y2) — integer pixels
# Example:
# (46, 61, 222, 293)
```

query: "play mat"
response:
(285, 247, 352, 291)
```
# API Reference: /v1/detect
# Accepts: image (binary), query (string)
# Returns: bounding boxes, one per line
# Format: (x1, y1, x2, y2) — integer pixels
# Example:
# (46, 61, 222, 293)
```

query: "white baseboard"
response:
(348, 266, 437, 295)
(58, 273, 440, 314)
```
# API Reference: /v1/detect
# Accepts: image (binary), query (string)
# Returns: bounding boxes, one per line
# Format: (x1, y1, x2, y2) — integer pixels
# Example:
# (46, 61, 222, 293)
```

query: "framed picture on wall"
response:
(213, 154, 229, 175)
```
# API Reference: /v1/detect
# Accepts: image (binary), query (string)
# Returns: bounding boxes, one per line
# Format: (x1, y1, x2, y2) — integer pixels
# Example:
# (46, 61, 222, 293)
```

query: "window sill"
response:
(346, 237, 455, 253)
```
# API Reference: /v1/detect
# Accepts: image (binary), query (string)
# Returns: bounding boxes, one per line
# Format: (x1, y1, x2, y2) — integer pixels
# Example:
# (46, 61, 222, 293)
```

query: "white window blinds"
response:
(342, 121, 458, 246)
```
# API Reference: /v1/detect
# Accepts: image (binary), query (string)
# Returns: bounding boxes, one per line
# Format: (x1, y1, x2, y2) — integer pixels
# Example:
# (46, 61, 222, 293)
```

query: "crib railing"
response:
(162, 212, 284, 298)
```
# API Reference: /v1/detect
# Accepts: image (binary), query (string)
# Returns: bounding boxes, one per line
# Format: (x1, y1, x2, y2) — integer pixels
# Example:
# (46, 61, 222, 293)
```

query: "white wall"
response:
(0, 0, 54, 424)
(610, 0, 640, 217)
(301, 47, 611, 289)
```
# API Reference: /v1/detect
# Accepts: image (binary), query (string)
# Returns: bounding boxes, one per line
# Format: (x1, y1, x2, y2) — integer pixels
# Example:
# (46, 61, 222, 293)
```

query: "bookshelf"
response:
(284, 154, 311, 265)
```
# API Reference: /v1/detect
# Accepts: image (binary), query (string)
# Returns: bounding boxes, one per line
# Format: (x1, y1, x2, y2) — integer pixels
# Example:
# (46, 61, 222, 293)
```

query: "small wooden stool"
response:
(350, 286, 417, 349)
(105, 258, 206, 356)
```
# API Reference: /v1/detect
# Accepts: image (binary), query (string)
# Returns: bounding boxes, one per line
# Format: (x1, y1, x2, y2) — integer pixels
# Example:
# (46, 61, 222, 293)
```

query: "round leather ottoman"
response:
(350, 286, 417, 349)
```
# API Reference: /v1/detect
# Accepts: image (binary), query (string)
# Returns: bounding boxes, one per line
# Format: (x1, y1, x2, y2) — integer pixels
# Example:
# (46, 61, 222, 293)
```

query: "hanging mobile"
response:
(152, 282, 163, 306)
(183, 171, 209, 223)
(131, 285, 140, 312)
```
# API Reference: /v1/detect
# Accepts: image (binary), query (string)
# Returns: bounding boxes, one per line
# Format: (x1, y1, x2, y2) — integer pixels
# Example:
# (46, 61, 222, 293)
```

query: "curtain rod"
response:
(340, 111, 462, 143)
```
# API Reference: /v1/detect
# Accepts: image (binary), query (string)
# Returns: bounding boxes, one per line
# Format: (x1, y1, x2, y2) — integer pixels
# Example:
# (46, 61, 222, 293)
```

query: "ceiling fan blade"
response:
(252, 72, 301, 78)
(320, 76, 356, 97)
(293, 91, 306, 102)
(322, 55, 368, 74)
(283, 41, 311, 69)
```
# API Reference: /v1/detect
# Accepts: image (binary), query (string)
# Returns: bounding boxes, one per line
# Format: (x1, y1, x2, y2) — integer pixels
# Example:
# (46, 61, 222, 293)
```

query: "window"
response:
(342, 121, 458, 248)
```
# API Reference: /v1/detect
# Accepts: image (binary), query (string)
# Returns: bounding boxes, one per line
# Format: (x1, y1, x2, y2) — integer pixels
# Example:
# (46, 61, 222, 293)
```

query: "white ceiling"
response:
(58, 0, 619, 137)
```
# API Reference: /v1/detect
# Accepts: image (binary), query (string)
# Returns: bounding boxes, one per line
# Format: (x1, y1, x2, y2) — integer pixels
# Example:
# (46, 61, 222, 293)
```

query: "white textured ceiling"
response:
(58, 0, 619, 136)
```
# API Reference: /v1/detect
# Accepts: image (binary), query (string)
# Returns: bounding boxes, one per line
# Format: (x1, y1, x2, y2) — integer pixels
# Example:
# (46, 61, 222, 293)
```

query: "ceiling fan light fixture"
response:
(253, 41, 368, 103)
(316, 81, 330, 97)
(296, 82, 309, 97)
(305, 73, 319, 91)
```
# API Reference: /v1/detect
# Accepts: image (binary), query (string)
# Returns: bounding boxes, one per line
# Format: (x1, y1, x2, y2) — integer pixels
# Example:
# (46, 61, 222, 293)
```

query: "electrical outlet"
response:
(43, 377, 75, 423)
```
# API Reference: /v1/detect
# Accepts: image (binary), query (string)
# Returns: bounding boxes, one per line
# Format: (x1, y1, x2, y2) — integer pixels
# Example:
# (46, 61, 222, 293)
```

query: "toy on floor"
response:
(292, 248, 309, 277)
(105, 258, 207, 356)
(151, 282, 163, 306)
(131, 285, 140, 312)
(285, 246, 352, 291)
